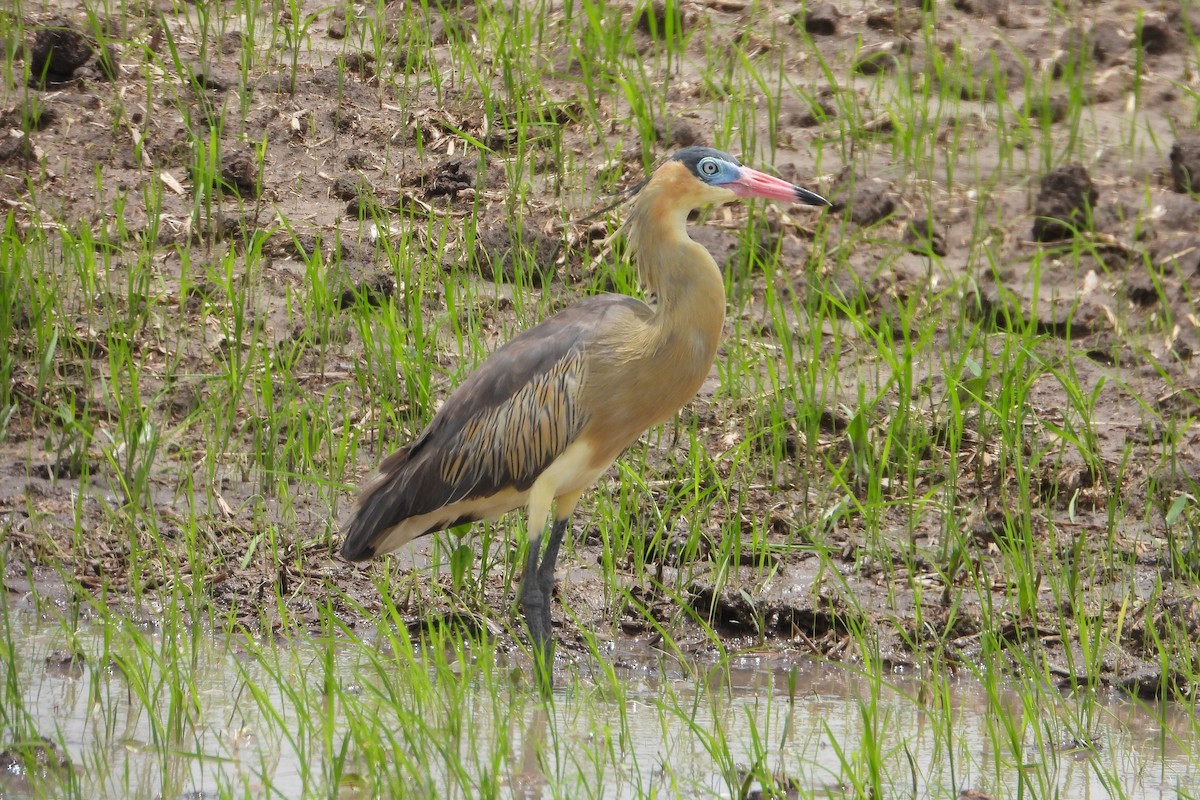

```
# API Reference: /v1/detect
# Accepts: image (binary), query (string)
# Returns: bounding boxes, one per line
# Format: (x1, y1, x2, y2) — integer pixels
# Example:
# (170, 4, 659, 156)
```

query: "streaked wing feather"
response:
(341, 294, 649, 558)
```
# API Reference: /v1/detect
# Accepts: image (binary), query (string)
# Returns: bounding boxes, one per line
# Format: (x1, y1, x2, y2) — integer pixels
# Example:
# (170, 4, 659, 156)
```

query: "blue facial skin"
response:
(671, 146, 744, 186)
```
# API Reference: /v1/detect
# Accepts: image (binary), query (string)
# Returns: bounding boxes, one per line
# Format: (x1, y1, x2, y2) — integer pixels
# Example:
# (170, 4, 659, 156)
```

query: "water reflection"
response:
(0, 612, 1195, 799)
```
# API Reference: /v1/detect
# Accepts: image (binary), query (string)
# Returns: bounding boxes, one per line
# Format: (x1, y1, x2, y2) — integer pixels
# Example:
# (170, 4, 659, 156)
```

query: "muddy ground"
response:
(3, 0, 1200, 695)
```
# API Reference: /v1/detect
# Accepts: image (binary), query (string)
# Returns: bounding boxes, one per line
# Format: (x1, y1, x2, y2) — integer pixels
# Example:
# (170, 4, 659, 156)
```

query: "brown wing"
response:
(340, 293, 651, 561)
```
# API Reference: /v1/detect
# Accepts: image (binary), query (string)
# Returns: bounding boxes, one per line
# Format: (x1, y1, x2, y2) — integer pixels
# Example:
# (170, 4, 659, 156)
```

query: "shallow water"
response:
(0, 610, 1195, 799)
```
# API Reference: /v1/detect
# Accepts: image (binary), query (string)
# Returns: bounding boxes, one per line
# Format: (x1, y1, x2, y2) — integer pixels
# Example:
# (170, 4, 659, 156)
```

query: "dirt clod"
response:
(1118, 666, 1165, 699)
(1124, 271, 1160, 308)
(220, 31, 244, 55)
(842, 181, 896, 227)
(798, 2, 839, 35)
(1169, 134, 1200, 194)
(422, 157, 477, 200)
(655, 117, 700, 148)
(187, 61, 232, 92)
(1026, 93, 1069, 123)
(44, 648, 85, 677)
(332, 172, 370, 202)
(343, 150, 371, 169)
(787, 93, 836, 128)
(853, 49, 897, 75)
(0, 736, 71, 781)
(0, 100, 57, 132)
(964, 44, 1024, 100)
(219, 151, 262, 198)
(338, 274, 396, 309)
(1137, 13, 1174, 54)
(327, 9, 348, 39)
(1089, 21, 1131, 64)
(29, 18, 93, 84)
(31, 454, 88, 480)
(338, 51, 375, 78)
(688, 584, 759, 634)
(1153, 234, 1200, 277)
(95, 44, 120, 81)
(474, 219, 560, 286)
(634, 0, 683, 37)
(953, 0, 1002, 16)
(865, 7, 920, 34)
(904, 217, 948, 256)
(255, 73, 296, 95)
(0, 133, 35, 165)
(1032, 163, 1097, 241)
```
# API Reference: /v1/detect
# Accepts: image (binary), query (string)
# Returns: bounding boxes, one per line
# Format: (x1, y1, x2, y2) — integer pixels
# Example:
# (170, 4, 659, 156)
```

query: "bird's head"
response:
(664, 146, 830, 210)
(582, 147, 829, 223)
(592, 147, 830, 294)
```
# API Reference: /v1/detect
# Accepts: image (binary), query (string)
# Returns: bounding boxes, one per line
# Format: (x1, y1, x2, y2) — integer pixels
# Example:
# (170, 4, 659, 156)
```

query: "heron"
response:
(341, 146, 830, 689)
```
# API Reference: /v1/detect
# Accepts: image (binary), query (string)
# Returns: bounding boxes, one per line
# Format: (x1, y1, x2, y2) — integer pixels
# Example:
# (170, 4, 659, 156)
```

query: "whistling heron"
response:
(341, 146, 830, 687)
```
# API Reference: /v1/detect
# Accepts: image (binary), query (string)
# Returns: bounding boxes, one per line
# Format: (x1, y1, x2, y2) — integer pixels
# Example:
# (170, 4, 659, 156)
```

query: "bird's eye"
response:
(698, 158, 720, 177)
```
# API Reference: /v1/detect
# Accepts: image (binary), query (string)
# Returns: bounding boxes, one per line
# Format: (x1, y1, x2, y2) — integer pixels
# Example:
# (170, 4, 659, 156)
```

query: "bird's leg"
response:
(520, 516, 569, 693)
(519, 531, 551, 646)
(536, 516, 569, 596)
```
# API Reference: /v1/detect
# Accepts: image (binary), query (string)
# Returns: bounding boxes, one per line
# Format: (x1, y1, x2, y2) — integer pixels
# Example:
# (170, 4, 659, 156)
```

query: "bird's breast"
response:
(576, 313, 721, 465)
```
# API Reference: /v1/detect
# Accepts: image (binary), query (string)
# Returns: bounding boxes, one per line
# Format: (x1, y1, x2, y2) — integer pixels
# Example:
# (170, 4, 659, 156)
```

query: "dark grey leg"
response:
(519, 532, 551, 646)
(519, 516, 569, 693)
(537, 517, 569, 593)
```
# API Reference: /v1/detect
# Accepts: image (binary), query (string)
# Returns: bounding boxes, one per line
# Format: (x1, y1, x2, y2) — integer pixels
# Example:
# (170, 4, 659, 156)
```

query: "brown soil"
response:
(2, 0, 1200, 695)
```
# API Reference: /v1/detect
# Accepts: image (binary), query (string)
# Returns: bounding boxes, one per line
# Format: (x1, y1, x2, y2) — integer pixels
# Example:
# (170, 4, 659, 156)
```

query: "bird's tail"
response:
(339, 454, 414, 561)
